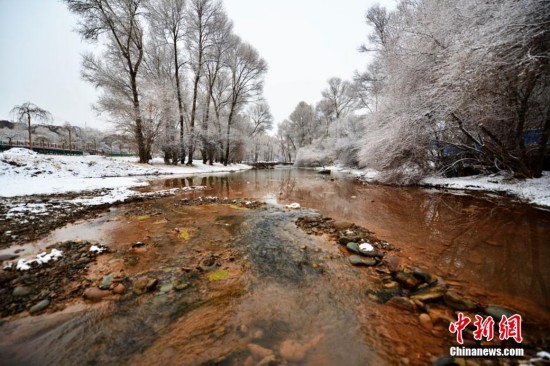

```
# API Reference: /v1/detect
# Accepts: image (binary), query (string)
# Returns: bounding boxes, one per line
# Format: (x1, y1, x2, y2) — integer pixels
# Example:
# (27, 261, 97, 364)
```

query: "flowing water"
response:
(1, 168, 549, 365)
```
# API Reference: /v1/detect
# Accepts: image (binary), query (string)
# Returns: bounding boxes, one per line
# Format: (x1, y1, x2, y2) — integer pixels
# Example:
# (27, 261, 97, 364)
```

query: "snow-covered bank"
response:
(421, 173, 550, 208)
(319, 165, 550, 208)
(0, 148, 251, 197)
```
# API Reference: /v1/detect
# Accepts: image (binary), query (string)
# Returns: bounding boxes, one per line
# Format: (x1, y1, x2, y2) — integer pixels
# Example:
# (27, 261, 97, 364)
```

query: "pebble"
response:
(279, 340, 307, 363)
(484, 305, 516, 319)
(12, 286, 32, 297)
(0, 254, 19, 261)
(410, 286, 446, 302)
(83, 287, 110, 301)
(99, 274, 113, 290)
(386, 296, 415, 311)
(29, 299, 50, 314)
(444, 291, 477, 311)
(419, 313, 433, 330)
(159, 283, 174, 293)
(112, 283, 125, 294)
(247, 343, 274, 359)
(394, 272, 421, 289)
(348, 255, 377, 266)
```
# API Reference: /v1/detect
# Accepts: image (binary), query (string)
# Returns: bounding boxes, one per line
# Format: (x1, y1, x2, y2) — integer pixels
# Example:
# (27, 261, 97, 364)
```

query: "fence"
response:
(0, 140, 83, 156)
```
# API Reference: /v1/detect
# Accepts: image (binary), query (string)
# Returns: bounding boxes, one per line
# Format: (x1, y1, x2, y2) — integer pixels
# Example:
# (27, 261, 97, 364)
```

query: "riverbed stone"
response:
(412, 268, 432, 284)
(99, 274, 113, 290)
(410, 286, 446, 302)
(83, 287, 110, 301)
(159, 283, 174, 293)
(112, 283, 125, 294)
(348, 255, 377, 266)
(367, 287, 403, 303)
(346, 242, 361, 254)
(29, 299, 50, 314)
(0, 254, 19, 261)
(279, 340, 307, 363)
(386, 296, 415, 311)
(248, 343, 274, 359)
(444, 291, 477, 311)
(427, 307, 455, 326)
(394, 271, 421, 289)
(484, 305, 517, 319)
(12, 286, 32, 297)
(419, 313, 433, 330)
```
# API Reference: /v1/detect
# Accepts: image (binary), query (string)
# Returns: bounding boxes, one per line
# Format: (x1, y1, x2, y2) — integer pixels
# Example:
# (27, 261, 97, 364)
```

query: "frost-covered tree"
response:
(146, 0, 187, 163)
(10, 102, 52, 149)
(356, 0, 550, 182)
(223, 36, 267, 165)
(65, 0, 150, 162)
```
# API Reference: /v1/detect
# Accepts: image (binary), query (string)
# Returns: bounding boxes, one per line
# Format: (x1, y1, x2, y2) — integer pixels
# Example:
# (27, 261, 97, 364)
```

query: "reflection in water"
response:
(149, 168, 550, 310)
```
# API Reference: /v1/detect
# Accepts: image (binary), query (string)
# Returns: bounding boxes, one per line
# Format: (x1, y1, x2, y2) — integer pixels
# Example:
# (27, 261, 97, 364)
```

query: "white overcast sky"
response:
(0, 0, 394, 130)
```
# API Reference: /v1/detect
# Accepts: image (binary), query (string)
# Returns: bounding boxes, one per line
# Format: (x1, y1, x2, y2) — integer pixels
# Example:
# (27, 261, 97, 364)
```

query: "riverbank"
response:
(0, 148, 251, 198)
(321, 165, 550, 209)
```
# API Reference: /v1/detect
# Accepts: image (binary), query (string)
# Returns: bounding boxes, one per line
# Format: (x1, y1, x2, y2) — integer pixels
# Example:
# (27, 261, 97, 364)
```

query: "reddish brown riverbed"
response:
(0, 168, 548, 365)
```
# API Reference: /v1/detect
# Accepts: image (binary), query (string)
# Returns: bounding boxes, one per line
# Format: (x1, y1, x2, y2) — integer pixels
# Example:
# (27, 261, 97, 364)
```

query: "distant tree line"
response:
(64, 0, 280, 165)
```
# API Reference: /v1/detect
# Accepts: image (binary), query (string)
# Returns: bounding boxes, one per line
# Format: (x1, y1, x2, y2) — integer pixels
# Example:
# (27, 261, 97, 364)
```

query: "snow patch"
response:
(286, 202, 301, 209)
(15, 248, 64, 271)
(359, 243, 375, 252)
(90, 245, 106, 254)
(422, 172, 550, 208)
(0, 149, 250, 198)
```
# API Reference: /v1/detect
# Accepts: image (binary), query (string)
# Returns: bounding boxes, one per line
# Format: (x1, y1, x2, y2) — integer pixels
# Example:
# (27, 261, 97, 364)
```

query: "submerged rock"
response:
(484, 305, 517, 319)
(444, 291, 477, 311)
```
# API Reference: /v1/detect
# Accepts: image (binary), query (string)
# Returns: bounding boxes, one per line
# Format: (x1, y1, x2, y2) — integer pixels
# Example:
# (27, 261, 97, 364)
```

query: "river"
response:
(0, 168, 548, 365)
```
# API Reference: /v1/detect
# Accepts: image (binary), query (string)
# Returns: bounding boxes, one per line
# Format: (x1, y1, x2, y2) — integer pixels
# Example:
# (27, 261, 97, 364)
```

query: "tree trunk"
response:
(130, 73, 147, 163)
(532, 105, 550, 178)
(187, 60, 202, 165)
(174, 38, 185, 165)
(27, 114, 32, 149)
(224, 102, 236, 166)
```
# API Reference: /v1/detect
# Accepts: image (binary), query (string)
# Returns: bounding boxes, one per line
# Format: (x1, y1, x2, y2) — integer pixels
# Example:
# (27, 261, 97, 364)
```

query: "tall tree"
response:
(184, 0, 223, 165)
(64, 0, 150, 163)
(146, 0, 187, 163)
(223, 37, 267, 165)
(10, 102, 51, 149)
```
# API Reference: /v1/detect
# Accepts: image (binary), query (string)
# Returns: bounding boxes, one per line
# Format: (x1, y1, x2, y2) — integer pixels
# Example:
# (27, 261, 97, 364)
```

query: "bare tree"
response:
(247, 101, 273, 137)
(223, 37, 267, 165)
(10, 102, 52, 149)
(184, 0, 224, 165)
(64, 0, 150, 163)
(146, 0, 187, 163)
